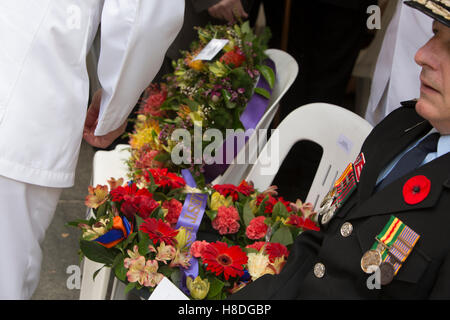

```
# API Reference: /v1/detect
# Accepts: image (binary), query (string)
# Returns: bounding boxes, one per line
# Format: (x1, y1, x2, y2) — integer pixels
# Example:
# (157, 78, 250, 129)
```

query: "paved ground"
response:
(32, 141, 95, 300)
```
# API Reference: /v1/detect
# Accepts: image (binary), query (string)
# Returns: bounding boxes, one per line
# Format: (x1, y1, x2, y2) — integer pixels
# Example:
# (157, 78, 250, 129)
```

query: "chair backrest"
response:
(213, 49, 299, 185)
(245, 103, 373, 210)
(92, 144, 131, 186)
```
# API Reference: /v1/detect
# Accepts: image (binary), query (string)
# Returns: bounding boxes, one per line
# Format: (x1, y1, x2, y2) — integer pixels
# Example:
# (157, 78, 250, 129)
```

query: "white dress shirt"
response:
(0, 0, 184, 187)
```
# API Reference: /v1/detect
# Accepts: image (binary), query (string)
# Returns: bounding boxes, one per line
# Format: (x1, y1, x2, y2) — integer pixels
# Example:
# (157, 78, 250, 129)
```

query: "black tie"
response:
(376, 132, 440, 191)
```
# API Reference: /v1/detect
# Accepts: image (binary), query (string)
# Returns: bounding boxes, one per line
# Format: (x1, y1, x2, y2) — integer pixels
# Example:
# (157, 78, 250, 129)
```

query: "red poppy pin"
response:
(402, 175, 431, 205)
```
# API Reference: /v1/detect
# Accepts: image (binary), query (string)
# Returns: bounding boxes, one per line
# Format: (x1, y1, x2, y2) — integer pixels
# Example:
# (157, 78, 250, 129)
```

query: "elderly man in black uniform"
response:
(231, 0, 450, 299)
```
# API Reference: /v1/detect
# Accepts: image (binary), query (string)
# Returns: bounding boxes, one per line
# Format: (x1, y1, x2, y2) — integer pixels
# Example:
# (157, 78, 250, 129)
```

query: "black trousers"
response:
(249, 1, 372, 201)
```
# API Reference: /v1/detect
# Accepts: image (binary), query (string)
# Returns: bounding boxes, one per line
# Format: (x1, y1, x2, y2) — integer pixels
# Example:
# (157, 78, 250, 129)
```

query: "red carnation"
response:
(139, 218, 179, 246)
(219, 46, 246, 67)
(212, 206, 240, 235)
(202, 242, 248, 280)
(246, 216, 268, 240)
(403, 175, 431, 205)
(286, 214, 320, 232)
(246, 242, 289, 262)
(121, 194, 159, 220)
(162, 199, 183, 227)
(265, 242, 289, 262)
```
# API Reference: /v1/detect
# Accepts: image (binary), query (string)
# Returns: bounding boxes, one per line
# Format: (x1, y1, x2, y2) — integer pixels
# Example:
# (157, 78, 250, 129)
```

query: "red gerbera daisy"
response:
(145, 168, 186, 189)
(202, 242, 248, 280)
(139, 218, 179, 246)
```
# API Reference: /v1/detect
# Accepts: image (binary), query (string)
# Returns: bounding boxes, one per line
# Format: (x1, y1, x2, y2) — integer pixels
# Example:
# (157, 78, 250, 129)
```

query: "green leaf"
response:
(270, 225, 294, 246)
(153, 152, 171, 163)
(207, 277, 225, 299)
(80, 240, 117, 265)
(138, 231, 151, 256)
(254, 87, 271, 99)
(258, 195, 270, 215)
(121, 232, 137, 250)
(93, 266, 105, 281)
(272, 202, 290, 219)
(241, 21, 251, 34)
(257, 65, 276, 89)
(135, 215, 145, 229)
(243, 201, 255, 227)
(205, 209, 218, 221)
(124, 282, 136, 295)
(65, 219, 91, 228)
(114, 255, 128, 282)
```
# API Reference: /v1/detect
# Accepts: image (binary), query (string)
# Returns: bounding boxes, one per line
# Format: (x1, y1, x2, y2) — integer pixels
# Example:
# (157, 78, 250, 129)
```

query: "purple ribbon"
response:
(177, 169, 208, 294)
(203, 59, 276, 183)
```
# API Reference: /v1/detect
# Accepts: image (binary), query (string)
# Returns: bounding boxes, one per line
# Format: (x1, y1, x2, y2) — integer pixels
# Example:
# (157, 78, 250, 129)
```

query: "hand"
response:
(208, 0, 248, 23)
(83, 89, 128, 149)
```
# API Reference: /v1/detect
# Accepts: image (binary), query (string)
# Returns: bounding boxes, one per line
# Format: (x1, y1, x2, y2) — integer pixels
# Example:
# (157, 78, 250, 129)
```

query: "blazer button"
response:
(340, 222, 353, 237)
(314, 263, 325, 278)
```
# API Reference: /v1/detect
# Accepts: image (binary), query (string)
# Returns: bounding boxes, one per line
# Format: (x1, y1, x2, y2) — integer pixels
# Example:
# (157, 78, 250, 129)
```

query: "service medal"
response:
(362, 216, 420, 283)
(361, 249, 382, 274)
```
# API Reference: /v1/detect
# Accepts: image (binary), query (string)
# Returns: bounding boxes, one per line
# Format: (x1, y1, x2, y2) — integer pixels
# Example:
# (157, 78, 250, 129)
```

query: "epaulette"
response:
(400, 99, 418, 108)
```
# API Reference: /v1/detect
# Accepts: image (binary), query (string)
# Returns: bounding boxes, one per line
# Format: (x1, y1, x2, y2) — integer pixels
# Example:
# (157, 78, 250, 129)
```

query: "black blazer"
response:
(230, 103, 450, 299)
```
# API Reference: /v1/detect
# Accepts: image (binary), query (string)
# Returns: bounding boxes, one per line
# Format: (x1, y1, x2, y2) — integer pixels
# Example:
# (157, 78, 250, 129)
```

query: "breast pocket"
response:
(381, 246, 435, 299)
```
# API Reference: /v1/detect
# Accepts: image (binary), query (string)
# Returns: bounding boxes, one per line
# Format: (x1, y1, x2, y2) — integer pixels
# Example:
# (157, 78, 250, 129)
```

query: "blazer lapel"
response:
(356, 120, 432, 204)
(348, 152, 450, 221)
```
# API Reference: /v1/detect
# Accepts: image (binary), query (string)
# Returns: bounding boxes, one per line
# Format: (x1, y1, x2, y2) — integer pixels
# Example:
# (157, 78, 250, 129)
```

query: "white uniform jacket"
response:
(364, 1, 432, 126)
(0, 0, 184, 188)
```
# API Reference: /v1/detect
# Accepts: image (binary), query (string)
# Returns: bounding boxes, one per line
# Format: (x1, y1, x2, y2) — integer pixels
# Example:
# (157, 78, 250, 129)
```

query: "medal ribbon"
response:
(370, 216, 420, 275)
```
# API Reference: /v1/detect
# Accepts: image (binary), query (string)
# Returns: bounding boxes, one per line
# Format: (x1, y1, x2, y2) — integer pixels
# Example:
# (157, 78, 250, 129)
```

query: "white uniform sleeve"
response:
(94, 0, 184, 136)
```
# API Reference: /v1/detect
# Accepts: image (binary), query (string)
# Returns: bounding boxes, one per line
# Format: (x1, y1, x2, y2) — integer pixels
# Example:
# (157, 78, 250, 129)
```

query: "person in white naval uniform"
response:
(0, 0, 184, 299)
(365, 0, 433, 126)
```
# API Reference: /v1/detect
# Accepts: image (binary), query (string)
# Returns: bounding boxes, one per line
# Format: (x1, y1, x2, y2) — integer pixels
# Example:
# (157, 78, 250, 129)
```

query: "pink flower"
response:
(162, 199, 183, 227)
(212, 206, 240, 235)
(246, 216, 268, 240)
(190, 240, 209, 258)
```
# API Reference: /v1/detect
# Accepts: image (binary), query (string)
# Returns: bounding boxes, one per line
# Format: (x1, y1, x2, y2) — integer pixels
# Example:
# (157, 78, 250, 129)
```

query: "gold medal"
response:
(361, 249, 382, 274)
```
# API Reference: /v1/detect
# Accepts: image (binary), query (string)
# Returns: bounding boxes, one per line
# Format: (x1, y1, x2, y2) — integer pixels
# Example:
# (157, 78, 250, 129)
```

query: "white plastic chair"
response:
(79, 144, 131, 300)
(245, 103, 373, 210)
(212, 48, 298, 185)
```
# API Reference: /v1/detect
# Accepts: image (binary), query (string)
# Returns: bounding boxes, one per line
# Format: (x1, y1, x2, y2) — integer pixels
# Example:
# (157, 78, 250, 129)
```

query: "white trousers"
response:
(0, 175, 62, 299)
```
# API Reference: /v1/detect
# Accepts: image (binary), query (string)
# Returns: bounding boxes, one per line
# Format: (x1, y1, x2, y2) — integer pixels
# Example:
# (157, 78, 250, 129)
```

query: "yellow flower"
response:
(174, 227, 189, 250)
(247, 252, 275, 281)
(186, 276, 210, 300)
(223, 39, 235, 52)
(189, 110, 204, 127)
(129, 119, 161, 150)
(210, 192, 233, 211)
(209, 61, 228, 78)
